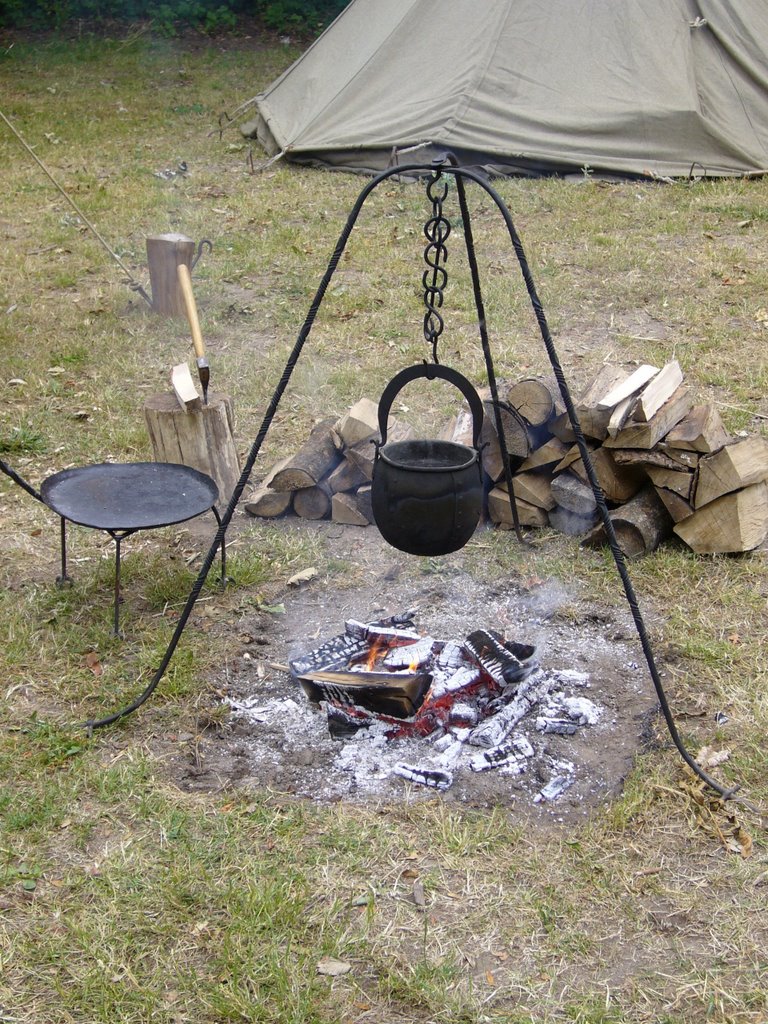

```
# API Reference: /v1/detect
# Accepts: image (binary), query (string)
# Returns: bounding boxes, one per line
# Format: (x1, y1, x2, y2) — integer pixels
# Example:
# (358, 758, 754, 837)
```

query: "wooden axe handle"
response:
(177, 263, 205, 360)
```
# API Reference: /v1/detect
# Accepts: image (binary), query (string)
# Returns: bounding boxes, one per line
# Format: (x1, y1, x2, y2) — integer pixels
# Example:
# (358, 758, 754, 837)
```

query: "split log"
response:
(581, 485, 673, 558)
(654, 486, 695, 523)
(596, 364, 659, 410)
(548, 505, 598, 535)
(603, 385, 692, 449)
(518, 437, 570, 471)
(488, 488, 549, 528)
(566, 447, 646, 504)
(644, 464, 695, 501)
(171, 362, 200, 411)
(356, 484, 374, 523)
(269, 418, 341, 492)
(244, 456, 294, 518)
(665, 403, 731, 453)
(293, 481, 333, 520)
(331, 491, 369, 526)
(506, 471, 556, 510)
(332, 398, 379, 449)
(674, 481, 768, 553)
(143, 391, 240, 503)
(550, 365, 628, 442)
(146, 233, 198, 317)
(506, 376, 563, 427)
(327, 457, 369, 493)
(344, 439, 376, 480)
(693, 437, 768, 508)
(550, 471, 597, 516)
(632, 360, 683, 422)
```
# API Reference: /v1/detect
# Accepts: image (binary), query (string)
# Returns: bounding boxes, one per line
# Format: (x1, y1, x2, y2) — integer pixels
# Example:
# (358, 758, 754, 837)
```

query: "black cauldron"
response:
(371, 363, 484, 556)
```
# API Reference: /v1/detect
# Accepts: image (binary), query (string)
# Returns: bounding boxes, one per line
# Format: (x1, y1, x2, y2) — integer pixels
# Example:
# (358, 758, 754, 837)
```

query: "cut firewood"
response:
(449, 406, 475, 447)
(596, 363, 659, 410)
(488, 488, 549, 528)
(293, 481, 333, 520)
(518, 437, 570, 471)
(502, 471, 555, 510)
(606, 394, 636, 438)
(332, 398, 379, 449)
(548, 504, 598, 535)
(270, 417, 341, 491)
(645, 464, 695, 500)
(244, 455, 294, 518)
(506, 376, 563, 427)
(550, 471, 597, 516)
(331, 491, 369, 526)
(481, 400, 532, 480)
(654, 486, 695, 523)
(693, 436, 768, 508)
(243, 487, 292, 518)
(611, 446, 697, 471)
(573, 447, 646, 504)
(356, 484, 374, 522)
(327, 458, 369, 494)
(554, 441, 597, 475)
(603, 385, 692, 449)
(344, 439, 376, 480)
(582, 485, 673, 558)
(632, 360, 683, 422)
(674, 480, 768, 553)
(551, 364, 628, 442)
(171, 362, 201, 411)
(665, 403, 732, 453)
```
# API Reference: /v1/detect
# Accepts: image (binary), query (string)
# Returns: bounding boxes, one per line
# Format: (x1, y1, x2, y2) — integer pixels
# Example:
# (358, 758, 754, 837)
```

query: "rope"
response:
(0, 107, 152, 306)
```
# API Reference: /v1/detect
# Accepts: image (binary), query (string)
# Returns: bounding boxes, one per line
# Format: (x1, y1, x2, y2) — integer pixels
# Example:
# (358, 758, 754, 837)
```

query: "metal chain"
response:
(422, 173, 451, 362)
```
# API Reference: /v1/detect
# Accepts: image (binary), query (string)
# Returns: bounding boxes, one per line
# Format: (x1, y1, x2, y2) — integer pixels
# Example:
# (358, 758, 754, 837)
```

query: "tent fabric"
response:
(248, 0, 768, 179)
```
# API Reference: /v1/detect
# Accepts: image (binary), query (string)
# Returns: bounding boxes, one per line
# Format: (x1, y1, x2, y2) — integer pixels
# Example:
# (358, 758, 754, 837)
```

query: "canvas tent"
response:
(245, 0, 768, 179)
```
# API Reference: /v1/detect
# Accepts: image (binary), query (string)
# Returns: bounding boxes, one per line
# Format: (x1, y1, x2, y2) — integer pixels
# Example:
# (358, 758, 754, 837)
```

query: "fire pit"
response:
(285, 611, 602, 794)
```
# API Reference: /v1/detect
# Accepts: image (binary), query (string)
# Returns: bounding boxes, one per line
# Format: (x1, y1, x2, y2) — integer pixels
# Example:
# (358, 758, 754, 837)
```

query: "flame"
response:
(364, 638, 386, 671)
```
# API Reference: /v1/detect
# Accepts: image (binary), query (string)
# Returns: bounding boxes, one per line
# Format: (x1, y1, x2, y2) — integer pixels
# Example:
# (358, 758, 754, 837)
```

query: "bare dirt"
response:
(169, 516, 661, 826)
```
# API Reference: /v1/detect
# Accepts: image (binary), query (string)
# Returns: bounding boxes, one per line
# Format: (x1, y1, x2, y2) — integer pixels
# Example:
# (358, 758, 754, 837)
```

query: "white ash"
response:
(228, 663, 605, 806)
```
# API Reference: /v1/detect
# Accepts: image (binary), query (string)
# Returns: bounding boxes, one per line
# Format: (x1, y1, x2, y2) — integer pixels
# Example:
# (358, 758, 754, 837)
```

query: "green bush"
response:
(0, 0, 350, 34)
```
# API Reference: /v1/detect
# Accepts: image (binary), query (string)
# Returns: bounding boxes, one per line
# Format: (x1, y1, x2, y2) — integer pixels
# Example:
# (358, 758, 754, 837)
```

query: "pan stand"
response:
(56, 508, 226, 637)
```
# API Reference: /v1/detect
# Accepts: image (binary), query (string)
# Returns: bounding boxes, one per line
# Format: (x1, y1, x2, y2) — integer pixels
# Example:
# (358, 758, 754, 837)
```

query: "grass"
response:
(1, 22, 768, 1024)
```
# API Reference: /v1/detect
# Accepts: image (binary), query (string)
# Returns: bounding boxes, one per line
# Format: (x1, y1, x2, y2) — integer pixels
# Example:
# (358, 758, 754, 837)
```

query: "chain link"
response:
(422, 173, 451, 362)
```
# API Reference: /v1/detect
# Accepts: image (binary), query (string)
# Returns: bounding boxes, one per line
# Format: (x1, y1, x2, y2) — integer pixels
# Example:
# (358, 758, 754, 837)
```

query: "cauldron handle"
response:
(377, 363, 484, 448)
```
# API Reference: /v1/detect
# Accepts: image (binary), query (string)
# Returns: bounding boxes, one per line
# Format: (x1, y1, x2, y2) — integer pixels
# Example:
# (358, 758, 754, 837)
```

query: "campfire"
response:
(287, 612, 602, 796)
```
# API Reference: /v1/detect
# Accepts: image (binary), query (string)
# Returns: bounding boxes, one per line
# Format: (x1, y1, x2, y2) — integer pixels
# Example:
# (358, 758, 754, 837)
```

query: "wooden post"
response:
(143, 391, 241, 504)
(146, 233, 197, 317)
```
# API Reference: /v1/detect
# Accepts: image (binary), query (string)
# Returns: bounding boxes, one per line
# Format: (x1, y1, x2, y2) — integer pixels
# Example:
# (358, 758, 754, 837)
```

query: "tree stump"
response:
(146, 234, 199, 317)
(143, 391, 241, 504)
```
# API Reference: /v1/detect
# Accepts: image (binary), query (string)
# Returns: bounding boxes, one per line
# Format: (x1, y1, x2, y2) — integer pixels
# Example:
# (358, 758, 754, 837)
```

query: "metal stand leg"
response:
(212, 507, 227, 587)
(56, 517, 73, 588)
(113, 534, 123, 637)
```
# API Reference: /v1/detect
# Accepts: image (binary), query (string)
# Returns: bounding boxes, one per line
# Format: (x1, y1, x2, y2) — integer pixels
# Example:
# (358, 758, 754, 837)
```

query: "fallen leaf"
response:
(316, 957, 352, 977)
(84, 651, 102, 676)
(412, 879, 426, 908)
(287, 567, 318, 587)
(485, 971, 495, 985)
(401, 867, 419, 879)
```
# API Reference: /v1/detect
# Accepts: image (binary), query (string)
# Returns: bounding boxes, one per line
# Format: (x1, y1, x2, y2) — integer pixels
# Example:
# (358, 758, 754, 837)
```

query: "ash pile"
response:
(287, 612, 603, 802)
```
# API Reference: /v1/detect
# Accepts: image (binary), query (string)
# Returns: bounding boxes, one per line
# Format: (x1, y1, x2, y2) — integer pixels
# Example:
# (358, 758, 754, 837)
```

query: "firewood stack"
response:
(245, 363, 768, 557)
(244, 399, 411, 528)
(486, 361, 768, 556)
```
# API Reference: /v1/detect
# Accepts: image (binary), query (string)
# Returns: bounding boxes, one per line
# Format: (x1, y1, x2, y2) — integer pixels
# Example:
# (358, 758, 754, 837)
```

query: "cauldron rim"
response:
(377, 438, 479, 473)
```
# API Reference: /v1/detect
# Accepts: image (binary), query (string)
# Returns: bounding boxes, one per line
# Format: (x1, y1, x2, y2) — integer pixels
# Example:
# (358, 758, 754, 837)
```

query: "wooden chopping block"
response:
(144, 391, 241, 504)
